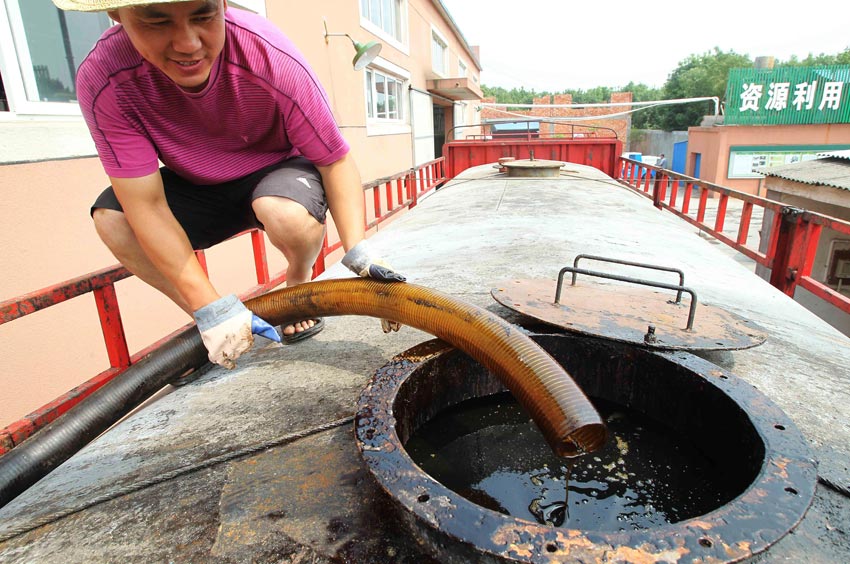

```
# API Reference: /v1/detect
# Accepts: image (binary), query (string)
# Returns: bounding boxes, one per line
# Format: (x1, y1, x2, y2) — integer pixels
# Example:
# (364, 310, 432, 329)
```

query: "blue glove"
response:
(251, 314, 282, 343)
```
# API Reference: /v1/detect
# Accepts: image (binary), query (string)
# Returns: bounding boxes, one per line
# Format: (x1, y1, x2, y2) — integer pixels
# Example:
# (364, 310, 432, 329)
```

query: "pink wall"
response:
(687, 123, 850, 195)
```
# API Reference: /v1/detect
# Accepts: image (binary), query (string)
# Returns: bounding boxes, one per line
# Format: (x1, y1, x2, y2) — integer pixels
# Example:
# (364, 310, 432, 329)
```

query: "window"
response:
(458, 59, 467, 78)
(0, 0, 262, 116)
(827, 241, 850, 288)
(0, 0, 112, 115)
(365, 67, 404, 121)
(0, 0, 264, 163)
(360, 0, 405, 45)
(431, 28, 447, 76)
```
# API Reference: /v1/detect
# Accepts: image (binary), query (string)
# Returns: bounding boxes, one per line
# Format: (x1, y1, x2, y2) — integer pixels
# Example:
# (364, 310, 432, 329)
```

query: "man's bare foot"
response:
(281, 319, 316, 337)
(280, 318, 325, 344)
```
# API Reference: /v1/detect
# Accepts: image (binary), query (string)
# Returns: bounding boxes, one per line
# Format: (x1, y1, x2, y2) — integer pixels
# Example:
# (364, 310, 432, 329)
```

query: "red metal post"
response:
(800, 221, 822, 279)
(409, 171, 419, 209)
(251, 230, 270, 285)
(385, 180, 394, 211)
(714, 194, 729, 233)
(769, 207, 809, 296)
(373, 185, 381, 221)
(682, 183, 694, 215)
(94, 284, 131, 369)
(697, 189, 709, 223)
(737, 202, 754, 246)
(668, 176, 678, 208)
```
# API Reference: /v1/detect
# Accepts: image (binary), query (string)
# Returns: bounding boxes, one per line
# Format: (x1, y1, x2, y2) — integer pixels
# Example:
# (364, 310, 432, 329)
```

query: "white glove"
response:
(342, 240, 406, 333)
(193, 295, 281, 369)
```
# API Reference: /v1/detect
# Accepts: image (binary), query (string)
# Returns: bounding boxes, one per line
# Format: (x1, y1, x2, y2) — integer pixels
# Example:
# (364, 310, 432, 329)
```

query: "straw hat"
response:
(52, 0, 195, 12)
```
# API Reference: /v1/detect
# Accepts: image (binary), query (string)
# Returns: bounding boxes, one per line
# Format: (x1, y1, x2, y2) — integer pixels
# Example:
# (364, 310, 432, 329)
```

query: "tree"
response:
(621, 81, 662, 129)
(779, 48, 850, 66)
(480, 46, 849, 131)
(657, 48, 752, 131)
(481, 85, 543, 105)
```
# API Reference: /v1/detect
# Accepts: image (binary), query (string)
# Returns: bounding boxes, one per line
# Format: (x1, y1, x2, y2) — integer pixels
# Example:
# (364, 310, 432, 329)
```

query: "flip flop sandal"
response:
(282, 317, 325, 344)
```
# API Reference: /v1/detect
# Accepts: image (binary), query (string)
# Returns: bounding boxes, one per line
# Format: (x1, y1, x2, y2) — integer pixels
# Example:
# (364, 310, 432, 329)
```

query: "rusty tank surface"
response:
(1, 163, 848, 563)
(355, 333, 815, 562)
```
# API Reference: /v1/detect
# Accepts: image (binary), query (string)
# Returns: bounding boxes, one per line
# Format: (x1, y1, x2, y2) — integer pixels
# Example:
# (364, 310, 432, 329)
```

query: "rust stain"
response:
(772, 457, 790, 479)
(723, 540, 753, 558)
(603, 544, 690, 563)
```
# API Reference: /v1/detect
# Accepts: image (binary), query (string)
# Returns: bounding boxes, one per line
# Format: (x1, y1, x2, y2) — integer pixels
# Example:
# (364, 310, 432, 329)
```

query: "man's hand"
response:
(342, 240, 406, 332)
(193, 295, 281, 369)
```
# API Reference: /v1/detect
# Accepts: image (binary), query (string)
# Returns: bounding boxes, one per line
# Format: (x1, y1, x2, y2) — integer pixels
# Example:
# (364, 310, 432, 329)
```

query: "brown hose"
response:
(247, 278, 607, 456)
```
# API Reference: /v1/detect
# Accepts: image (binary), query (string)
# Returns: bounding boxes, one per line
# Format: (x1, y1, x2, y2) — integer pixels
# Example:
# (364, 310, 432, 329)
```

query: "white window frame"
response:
(0, 0, 263, 162)
(458, 59, 467, 79)
(359, 0, 409, 55)
(0, 0, 101, 117)
(364, 56, 410, 137)
(430, 25, 448, 78)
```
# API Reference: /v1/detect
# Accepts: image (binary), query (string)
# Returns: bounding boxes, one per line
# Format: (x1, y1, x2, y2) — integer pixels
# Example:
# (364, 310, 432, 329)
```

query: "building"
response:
(686, 65, 850, 194)
(479, 92, 633, 144)
(0, 0, 482, 426)
(757, 150, 850, 335)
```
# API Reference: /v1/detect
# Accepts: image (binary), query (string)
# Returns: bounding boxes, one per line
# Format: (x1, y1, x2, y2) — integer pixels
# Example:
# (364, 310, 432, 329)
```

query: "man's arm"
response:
(319, 152, 406, 334)
(316, 151, 366, 253)
(110, 172, 220, 312)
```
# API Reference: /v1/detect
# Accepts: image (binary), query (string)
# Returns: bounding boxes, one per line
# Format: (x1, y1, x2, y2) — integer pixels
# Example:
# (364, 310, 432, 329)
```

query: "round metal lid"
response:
(492, 278, 767, 351)
(502, 159, 565, 178)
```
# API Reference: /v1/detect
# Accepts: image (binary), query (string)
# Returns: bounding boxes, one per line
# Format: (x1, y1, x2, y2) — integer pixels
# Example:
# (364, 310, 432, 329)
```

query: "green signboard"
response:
(724, 66, 850, 125)
(727, 144, 850, 178)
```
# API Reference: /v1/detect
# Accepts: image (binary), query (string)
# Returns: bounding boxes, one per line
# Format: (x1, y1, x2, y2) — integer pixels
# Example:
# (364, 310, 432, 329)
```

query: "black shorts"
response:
(91, 157, 328, 250)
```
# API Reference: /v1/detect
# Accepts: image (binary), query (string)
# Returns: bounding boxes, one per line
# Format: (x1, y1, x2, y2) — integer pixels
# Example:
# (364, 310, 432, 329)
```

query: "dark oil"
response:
(404, 392, 737, 531)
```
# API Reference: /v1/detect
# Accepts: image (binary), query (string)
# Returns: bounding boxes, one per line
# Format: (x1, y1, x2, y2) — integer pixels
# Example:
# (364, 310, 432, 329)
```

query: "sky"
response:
(438, 0, 850, 92)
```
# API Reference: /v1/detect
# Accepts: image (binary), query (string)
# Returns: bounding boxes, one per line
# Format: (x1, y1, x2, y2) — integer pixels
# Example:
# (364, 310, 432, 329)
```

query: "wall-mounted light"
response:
(323, 19, 382, 71)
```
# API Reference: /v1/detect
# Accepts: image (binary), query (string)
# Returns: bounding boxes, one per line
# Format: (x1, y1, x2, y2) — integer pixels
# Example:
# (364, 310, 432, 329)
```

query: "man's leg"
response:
(252, 195, 326, 337)
(92, 207, 193, 313)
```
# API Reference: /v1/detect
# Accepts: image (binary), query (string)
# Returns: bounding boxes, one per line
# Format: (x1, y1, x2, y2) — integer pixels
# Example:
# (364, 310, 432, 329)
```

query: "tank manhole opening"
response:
(356, 334, 816, 563)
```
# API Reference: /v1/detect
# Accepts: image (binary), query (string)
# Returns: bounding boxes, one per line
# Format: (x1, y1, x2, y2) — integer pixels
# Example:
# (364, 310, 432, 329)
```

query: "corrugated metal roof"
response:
(757, 156, 850, 191)
(818, 149, 850, 160)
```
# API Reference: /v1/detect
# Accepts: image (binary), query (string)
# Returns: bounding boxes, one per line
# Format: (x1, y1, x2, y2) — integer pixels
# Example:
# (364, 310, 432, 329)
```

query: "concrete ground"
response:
(0, 164, 848, 563)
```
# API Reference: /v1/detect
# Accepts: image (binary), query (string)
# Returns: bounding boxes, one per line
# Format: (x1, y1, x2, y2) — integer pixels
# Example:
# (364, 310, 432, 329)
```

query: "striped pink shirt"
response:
(77, 8, 349, 185)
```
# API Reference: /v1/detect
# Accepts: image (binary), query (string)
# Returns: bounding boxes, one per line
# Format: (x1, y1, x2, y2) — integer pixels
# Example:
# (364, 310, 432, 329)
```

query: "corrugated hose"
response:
(0, 278, 606, 511)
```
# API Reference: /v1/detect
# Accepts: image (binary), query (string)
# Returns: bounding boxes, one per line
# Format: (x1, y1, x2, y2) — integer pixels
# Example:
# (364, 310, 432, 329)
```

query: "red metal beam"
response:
(0, 265, 132, 325)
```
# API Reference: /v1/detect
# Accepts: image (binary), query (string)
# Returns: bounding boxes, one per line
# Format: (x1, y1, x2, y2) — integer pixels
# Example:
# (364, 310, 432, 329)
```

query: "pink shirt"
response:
(77, 8, 349, 185)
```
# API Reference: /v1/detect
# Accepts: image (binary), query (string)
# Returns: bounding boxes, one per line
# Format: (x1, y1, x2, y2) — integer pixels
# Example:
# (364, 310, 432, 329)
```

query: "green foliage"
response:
(778, 48, 850, 66)
(481, 85, 539, 105)
(658, 48, 752, 130)
(481, 47, 849, 131)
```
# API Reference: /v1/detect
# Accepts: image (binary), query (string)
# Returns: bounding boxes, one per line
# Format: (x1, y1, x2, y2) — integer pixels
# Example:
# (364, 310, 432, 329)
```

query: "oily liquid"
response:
(405, 392, 737, 531)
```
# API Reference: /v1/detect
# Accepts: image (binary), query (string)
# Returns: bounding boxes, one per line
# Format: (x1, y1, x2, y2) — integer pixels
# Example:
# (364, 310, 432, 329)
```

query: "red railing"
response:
(0, 158, 446, 455)
(617, 157, 850, 315)
(444, 136, 623, 179)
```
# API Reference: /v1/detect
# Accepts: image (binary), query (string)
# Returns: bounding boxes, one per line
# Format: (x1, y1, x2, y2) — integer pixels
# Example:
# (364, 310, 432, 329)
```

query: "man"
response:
(657, 154, 667, 169)
(54, 0, 403, 369)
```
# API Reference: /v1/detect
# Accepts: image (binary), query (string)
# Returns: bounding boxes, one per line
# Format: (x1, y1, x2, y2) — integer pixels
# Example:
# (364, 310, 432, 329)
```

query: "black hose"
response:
(0, 327, 207, 509)
(0, 279, 604, 510)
